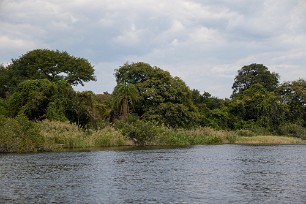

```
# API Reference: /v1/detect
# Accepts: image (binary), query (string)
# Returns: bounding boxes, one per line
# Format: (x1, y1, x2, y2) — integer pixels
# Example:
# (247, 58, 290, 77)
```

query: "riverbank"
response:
(0, 117, 305, 153)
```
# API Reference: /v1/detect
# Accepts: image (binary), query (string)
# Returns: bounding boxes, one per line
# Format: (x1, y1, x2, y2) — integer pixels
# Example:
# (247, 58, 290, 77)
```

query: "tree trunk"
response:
(122, 97, 129, 120)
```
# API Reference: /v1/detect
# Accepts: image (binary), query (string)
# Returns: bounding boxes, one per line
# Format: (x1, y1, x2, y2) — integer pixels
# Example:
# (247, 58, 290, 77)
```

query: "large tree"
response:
(278, 79, 306, 126)
(114, 62, 199, 128)
(8, 79, 75, 120)
(232, 64, 279, 98)
(6, 49, 96, 91)
(230, 84, 284, 130)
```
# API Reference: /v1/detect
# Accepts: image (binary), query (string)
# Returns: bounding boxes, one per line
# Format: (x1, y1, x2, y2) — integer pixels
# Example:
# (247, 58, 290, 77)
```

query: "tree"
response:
(112, 82, 139, 120)
(232, 64, 279, 98)
(231, 84, 284, 130)
(0, 64, 9, 98)
(8, 79, 74, 120)
(192, 89, 223, 110)
(114, 62, 199, 127)
(6, 49, 96, 91)
(142, 102, 199, 128)
(278, 79, 306, 126)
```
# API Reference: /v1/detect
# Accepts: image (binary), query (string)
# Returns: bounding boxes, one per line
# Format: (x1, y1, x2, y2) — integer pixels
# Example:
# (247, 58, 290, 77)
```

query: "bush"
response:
(278, 124, 306, 140)
(241, 122, 270, 135)
(0, 98, 8, 116)
(0, 115, 44, 153)
(114, 118, 158, 146)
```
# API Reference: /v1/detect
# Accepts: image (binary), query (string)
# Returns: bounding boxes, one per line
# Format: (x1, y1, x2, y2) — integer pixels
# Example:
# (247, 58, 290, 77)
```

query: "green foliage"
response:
(46, 101, 68, 121)
(232, 64, 279, 98)
(8, 79, 111, 128)
(231, 84, 284, 130)
(235, 129, 257, 137)
(114, 117, 158, 146)
(0, 98, 8, 116)
(114, 62, 199, 128)
(39, 120, 87, 149)
(8, 79, 74, 120)
(192, 90, 223, 110)
(0, 115, 44, 153)
(278, 124, 306, 140)
(67, 91, 111, 129)
(39, 120, 129, 149)
(277, 79, 306, 126)
(114, 117, 237, 146)
(6, 49, 96, 92)
(112, 82, 139, 120)
(0, 64, 9, 98)
(90, 127, 128, 147)
(161, 128, 224, 145)
(143, 102, 199, 128)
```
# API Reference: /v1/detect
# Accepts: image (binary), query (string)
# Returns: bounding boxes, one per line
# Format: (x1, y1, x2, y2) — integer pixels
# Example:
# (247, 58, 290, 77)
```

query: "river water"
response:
(0, 145, 305, 204)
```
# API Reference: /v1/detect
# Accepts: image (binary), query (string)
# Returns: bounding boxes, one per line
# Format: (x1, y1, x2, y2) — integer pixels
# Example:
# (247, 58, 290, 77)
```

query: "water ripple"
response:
(0, 145, 305, 203)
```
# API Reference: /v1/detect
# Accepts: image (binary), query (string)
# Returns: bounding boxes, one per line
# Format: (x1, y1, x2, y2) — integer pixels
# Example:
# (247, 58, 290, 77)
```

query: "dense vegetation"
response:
(0, 49, 305, 152)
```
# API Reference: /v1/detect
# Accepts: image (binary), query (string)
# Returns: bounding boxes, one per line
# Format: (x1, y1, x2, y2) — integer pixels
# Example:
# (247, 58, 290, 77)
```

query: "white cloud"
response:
(0, 35, 36, 50)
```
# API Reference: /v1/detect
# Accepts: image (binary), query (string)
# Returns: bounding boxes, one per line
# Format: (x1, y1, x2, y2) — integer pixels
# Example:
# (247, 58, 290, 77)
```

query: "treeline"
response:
(0, 49, 306, 152)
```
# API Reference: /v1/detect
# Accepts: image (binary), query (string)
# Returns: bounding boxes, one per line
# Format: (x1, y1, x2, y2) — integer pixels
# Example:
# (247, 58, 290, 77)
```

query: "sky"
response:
(0, 0, 305, 98)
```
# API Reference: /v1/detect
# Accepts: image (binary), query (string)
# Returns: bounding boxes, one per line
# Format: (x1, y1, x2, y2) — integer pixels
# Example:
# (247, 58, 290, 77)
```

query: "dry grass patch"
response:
(236, 136, 305, 145)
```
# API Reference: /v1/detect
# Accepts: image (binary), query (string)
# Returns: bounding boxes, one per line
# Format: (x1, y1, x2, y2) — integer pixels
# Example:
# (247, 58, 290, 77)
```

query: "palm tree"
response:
(112, 82, 139, 120)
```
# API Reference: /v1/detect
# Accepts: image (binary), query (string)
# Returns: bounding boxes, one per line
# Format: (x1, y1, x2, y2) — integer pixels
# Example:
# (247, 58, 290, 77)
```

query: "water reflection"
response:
(0, 145, 306, 203)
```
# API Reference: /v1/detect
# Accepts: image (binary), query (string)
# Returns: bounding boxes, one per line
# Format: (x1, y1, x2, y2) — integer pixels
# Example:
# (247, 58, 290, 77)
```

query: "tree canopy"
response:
(0, 64, 9, 98)
(8, 79, 75, 120)
(278, 79, 306, 125)
(114, 62, 199, 128)
(6, 49, 96, 92)
(232, 64, 279, 98)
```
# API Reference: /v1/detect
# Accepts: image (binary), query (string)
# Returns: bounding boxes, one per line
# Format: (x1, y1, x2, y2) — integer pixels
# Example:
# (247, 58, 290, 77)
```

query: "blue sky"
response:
(1, 0, 305, 98)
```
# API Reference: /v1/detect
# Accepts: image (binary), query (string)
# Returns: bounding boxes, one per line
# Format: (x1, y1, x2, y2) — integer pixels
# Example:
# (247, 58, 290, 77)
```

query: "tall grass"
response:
(39, 120, 87, 150)
(39, 120, 130, 150)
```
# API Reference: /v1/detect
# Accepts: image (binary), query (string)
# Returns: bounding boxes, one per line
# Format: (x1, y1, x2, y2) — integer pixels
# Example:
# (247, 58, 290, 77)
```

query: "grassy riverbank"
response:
(0, 116, 305, 153)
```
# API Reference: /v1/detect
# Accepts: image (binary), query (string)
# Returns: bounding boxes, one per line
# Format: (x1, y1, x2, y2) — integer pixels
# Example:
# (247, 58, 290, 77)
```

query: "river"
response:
(0, 145, 305, 203)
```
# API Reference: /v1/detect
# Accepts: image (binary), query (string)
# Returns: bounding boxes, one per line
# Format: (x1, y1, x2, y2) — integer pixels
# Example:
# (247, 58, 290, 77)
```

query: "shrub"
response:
(278, 124, 306, 140)
(0, 98, 8, 116)
(114, 118, 158, 146)
(0, 115, 44, 153)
